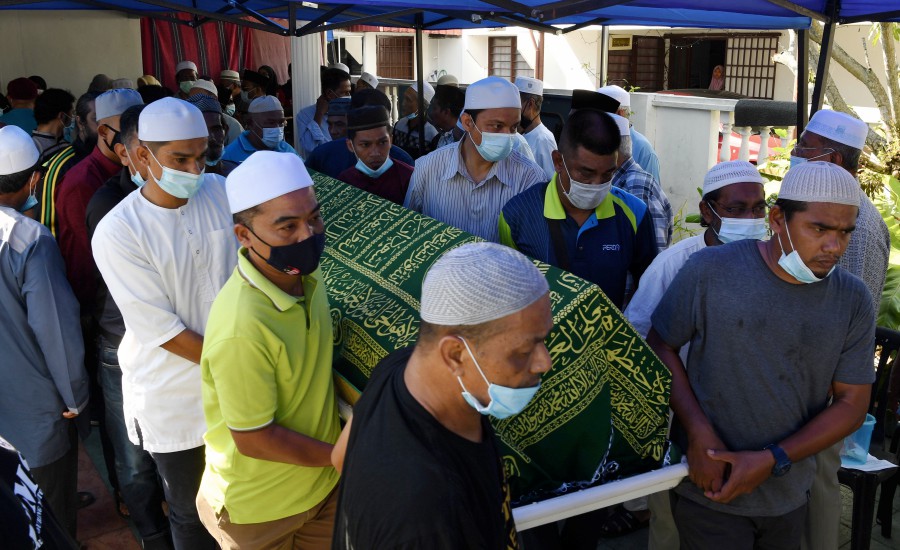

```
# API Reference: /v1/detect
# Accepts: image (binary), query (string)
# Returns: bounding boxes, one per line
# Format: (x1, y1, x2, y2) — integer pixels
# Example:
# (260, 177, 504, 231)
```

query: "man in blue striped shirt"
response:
(499, 109, 658, 310)
(404, 77, 546, 242)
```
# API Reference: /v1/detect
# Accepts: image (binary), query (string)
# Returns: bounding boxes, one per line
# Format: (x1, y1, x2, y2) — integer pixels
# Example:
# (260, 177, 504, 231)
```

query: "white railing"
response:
(630, 93, 793, 223)
(366, 77, 436, 124)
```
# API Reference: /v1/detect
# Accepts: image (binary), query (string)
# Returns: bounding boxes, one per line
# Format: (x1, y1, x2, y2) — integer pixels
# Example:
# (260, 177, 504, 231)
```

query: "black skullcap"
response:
(241, 69, 269, 88)
(570, 89, 620, 113)
(347, 106, 390, 131)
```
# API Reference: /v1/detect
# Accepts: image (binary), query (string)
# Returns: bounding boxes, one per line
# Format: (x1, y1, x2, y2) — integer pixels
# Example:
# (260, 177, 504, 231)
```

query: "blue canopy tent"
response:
(3, 0, 898, 530)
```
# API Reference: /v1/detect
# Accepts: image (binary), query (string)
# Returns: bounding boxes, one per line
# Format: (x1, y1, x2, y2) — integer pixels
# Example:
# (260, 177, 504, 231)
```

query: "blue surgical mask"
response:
(225, 104, 236, 117)
(240, 91, 251, 104)
(19, 181, 38, 213)
(457, 337, 540, 420)
(708, 204, 768, 243)
(776, 221, 833, 283)
(258, 126, 284, 149)
(179, 80, 195, 95)
(352, 144, 393, 178)
(470, 123, 514, 163)
(145, 146, 204, 199)
(206, 158, 220, 167)
(124, 148, 145, 188)
(62, 114, 76, 144)
(790, 149, 833, 168)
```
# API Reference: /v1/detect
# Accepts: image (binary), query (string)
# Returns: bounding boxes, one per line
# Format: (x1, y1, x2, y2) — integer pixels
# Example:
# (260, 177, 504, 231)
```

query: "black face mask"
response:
(248, 228, 326, 276)
(102, 124, 121, 152)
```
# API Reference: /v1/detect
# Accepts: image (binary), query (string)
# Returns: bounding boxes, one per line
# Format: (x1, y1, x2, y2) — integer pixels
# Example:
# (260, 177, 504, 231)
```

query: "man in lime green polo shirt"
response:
(196, 150, 340, 549)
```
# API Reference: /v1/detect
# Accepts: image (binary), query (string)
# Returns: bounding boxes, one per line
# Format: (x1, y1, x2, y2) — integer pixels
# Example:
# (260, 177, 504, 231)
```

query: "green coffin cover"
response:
(314, 172, 671, 504)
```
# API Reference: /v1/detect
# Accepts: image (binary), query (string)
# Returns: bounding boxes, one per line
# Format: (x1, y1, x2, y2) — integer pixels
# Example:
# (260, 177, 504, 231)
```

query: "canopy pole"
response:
(809, 1, 838, 119)
(291, 24, 322, 156)
(796, 29, 809, 134)
(416, 12, 426, 158)
(599, 25, 609, 87)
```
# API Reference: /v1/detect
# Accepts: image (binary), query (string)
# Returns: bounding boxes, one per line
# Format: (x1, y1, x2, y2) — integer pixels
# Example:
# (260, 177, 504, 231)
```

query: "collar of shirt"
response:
(237, 131, 293, 155)
(439, 137, 513, 187)
(612, 157, 637, 184)
(89, 145, 124, 174)
(235, 247, 319, 313)
(543, 173, 617, 221)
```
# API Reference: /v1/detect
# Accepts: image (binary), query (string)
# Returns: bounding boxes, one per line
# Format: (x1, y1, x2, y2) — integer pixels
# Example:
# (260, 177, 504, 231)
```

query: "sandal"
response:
(597, 504, 650, 538)
(114, 491, 130, 519)
(76, 491, 95, 510)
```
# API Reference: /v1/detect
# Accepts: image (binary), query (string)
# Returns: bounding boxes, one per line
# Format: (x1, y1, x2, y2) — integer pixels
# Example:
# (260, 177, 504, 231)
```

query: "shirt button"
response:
(188, 230, 193, 234)
(578, 246, 584, 251)
(196, 250, 200, 255)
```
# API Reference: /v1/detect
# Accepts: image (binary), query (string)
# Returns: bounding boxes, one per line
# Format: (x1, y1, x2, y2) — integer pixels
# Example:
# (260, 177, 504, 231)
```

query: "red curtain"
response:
(141, 14, 254, 91)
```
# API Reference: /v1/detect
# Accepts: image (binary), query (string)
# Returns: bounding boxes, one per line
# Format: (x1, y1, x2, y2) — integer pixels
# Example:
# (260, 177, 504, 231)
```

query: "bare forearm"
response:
(233, 424, 334, 467)
(161, 329, 204, 364)
(779, 388, 869, 462)
(648, 329, 715, 440)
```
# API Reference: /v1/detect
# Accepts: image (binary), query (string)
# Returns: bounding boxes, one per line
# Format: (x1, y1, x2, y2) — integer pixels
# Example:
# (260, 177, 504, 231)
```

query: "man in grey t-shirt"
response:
(648, 161, 875, 549)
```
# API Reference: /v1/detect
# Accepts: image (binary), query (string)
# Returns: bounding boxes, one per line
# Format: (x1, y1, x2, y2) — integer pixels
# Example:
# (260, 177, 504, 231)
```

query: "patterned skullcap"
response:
(186, 94, 222, 114)
(421, 242, 549, 325)
(703, 160, 765, 195)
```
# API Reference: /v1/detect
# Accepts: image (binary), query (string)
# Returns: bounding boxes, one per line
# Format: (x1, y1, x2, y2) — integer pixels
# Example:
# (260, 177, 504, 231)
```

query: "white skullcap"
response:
(95, 89, 143, 121)
(805, 110, 868, 150)
(437, 74, 459, 87)
(703, 160, 765, 195)
(190, 79, 218, 96)
(138, 97, 208, 142)
(359, 72, 379, 89)
(597, 85, 630, 108)
(780, 161, 860, 207)
(220, 70, 240, 81)
(0, 126, 39, 176)
(421, 242, 549, 326)
(329, 62, 351, 74)
(411, 82, 435, 103)
(464, 76, 521, 111)
(176, 60, 198, 73)
(111, 78, 136, 90)
(515, 76, 543, 95)
(226, 151, 313, 214)
(248, 95, 283, 113)
(608, 113, 630, 137)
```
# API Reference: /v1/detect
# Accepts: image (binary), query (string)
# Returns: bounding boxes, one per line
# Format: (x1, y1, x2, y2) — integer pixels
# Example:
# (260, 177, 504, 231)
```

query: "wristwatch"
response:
(764, 444, 792, 477)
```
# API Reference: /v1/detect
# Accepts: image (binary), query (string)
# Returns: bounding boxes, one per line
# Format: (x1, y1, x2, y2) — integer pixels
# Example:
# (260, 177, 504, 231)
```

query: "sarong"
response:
(314, 172, 671, 504)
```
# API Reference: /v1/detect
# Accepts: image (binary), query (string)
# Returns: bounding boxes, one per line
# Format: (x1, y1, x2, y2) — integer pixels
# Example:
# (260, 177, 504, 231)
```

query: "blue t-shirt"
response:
(0, 109, 37, 135)
(221, 131, 300, 164)
(499, 177, 658, 308)
(305, 138, 414, 179)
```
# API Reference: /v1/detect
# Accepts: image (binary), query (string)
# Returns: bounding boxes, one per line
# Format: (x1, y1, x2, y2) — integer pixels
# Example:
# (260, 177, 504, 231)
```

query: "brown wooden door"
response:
(377, 36, 414, 79)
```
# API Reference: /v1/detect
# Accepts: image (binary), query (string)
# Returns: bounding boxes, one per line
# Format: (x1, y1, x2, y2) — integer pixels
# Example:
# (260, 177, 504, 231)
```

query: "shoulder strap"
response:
(547, 218, 571, 272)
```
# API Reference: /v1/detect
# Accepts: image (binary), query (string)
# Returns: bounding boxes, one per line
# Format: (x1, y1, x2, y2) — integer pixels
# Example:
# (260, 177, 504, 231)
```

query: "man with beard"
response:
(187, 94, 237, 176)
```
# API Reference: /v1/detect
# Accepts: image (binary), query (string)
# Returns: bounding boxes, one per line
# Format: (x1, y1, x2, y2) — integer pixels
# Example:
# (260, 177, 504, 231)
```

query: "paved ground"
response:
(76, 429, 900, 549)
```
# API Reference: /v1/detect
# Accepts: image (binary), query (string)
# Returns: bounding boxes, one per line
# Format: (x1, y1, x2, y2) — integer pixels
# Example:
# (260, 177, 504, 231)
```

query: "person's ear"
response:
(135, 143, 152, 168)
(551, 149, 564, 175)
(699, 200, 715, 226)
(113, 142, 129, 165)
(769, 205, 786, 240)
(438, 335, 467, 378)
(234, 223, 253, 249)
(97, 123, 110, 141)
(461, 112, 475, 133)
(345, 139, 355, 154)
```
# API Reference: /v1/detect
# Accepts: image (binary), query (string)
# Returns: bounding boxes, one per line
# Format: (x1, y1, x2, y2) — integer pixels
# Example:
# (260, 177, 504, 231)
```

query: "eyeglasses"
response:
(708, 200, 767, 217)
(791, 146, 835, 159)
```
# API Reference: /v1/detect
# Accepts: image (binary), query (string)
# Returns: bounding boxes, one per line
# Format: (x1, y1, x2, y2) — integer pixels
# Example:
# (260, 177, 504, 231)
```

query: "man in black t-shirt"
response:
(331, 242, 553, 550)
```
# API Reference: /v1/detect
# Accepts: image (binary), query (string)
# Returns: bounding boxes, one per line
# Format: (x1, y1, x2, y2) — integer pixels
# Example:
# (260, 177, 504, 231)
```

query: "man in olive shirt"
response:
(197, 151, 340, 549)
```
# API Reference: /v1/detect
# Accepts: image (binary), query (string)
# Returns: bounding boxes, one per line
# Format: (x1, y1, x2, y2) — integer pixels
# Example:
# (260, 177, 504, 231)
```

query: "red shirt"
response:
(56, 147, 121, 310)
(337, 160, 413, 206)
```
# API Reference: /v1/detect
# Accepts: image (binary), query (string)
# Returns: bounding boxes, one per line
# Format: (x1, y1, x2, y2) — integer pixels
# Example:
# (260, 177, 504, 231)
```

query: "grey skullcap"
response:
(421, 242, 549, 325)
(779, 161, 860, 207)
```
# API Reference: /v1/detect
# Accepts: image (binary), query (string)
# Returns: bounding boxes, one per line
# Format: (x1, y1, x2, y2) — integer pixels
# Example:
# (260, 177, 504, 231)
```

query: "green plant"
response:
(672, 201, 701, 242)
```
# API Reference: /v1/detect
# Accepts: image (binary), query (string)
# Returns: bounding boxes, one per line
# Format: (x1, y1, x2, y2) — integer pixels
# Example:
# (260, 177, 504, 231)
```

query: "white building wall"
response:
(0, 11, 143, 96)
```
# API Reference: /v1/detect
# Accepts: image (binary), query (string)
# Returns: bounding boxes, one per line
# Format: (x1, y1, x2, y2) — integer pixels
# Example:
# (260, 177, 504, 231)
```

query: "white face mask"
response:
(561, 156, 610, 210)
(776, 221, 833, 284)
(707, 204, 768, 243)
